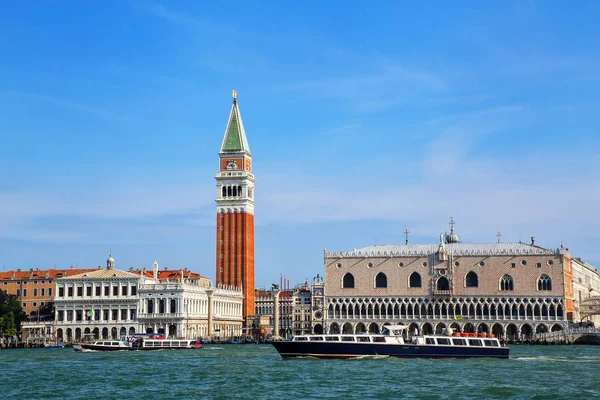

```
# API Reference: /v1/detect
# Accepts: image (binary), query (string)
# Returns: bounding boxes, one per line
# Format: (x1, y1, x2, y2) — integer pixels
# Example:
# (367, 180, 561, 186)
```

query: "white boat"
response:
(73, 337, 202, 352)
(272, 325, 510, 359)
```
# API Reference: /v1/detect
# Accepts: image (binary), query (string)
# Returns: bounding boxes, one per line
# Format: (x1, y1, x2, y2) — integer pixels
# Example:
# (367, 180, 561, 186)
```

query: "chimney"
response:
(70, 265, 74, 269)
(11, 271, 15, 279)
(531, 237, 535, 245)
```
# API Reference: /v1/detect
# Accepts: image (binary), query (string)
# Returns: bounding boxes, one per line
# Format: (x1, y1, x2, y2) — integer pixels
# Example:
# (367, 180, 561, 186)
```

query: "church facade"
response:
(215, 92, 255, 322)
(324, 225, 574, 340)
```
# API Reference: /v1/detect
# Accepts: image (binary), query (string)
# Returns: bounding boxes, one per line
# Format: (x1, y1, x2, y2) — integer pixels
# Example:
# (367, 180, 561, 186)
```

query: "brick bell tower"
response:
(215, 90, 255, 322)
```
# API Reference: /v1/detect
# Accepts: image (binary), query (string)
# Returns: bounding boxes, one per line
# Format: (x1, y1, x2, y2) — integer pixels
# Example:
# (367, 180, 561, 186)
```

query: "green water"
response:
(1, 345, 599, 399)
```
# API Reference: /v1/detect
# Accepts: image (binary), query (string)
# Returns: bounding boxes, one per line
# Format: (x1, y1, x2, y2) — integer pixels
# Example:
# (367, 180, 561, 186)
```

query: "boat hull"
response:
(271, 341, 509, 359)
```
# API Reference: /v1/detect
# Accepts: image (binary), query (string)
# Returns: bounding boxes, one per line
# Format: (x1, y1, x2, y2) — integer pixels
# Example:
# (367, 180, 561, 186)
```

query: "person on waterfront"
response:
(414, 327, 419, 337)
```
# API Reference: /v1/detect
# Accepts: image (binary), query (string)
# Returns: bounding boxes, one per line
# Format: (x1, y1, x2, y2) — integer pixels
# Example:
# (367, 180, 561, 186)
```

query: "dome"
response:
(107, 254, 114, 263)
(446, 233, 460, 244)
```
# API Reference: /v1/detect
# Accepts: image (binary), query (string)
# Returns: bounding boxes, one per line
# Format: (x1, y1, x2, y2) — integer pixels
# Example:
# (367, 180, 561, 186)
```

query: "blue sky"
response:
(1, 1, 599, 287)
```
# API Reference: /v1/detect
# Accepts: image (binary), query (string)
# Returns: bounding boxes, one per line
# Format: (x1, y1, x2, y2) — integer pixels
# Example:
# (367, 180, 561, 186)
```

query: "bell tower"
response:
(215, 90, 255, 321)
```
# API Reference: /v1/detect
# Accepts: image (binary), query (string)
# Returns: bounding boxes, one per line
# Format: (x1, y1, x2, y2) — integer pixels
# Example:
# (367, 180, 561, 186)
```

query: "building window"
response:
(465, 271, 478, 288)
(538, 275, 552, 291)
(113, 286, 118, 296)
(104, 286, 109, 296)
(131, 286, 137, 296)
(130, 309, 136, 320)
(409, 272, 422, 288)
(511, 263, 516, 268)
(86, 286, 92, 296)
(521, 260, 527, 266)
(121, 309, 128, 320)
(23, 289, 28, 297)
(41, 288, 45, 296)
(112, 310, 118, 320)
(33, 302, 37, 307)
(95, 286, 101, 296)
(16, 289, 21, 297)
(437, 277, 450, 291)
(342, 273, 355, 289)
(547, 260, 554, 266)
(454, 261, 460, 267)
(77, 287, 83, 297)
(500, 275, 514, 291)
(375, 273, 387, 288)
(367, 262, 374, 269)
(48, 288, 52, 297)
(422, 262, 428, 267)
(122, 286, 128, 296)
(398, 262, 404, 267)
(66, 310, 73, 321)
(59, 287, 64, 297)
(479, 261, 485, 267)
(536, 263, 542, 268)
(58, 310, 64, 321)
(33, 288, 38, 297)
(336, 263, 342, 269)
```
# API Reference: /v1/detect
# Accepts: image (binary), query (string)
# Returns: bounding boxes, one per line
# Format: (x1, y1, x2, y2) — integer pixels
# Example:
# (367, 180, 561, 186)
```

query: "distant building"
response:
(324, 223, 585, 340)
(572, 257, 600, 325)
(137, 261, 243, 339)
(53, 255, 141, 342)
(0, 267, 96, 316)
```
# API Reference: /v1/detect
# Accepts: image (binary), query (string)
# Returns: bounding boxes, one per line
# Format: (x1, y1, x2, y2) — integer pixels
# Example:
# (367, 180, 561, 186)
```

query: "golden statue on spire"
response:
(232, 89, 237, 99)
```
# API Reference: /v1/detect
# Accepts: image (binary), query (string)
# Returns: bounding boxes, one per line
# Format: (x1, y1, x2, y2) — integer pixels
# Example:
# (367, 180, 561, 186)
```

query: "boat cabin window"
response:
(112, 342, 120, 346)
(452, 338, 467, 346)
(468, 339, 482, 346)
(295, 337, 308, 341)
(436, 338, 450, 345)
(372, 336, 386, 343)
(425, 338, 436, 345)
(325, 336, 339, 341)
(483, 339, 499, 347)
(356, 337, 370, 342)
(341, 336, 355, 342)
(310, 336, 324, 341)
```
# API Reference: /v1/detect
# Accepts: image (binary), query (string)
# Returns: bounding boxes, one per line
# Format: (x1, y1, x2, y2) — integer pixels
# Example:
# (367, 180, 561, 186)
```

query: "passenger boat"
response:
(73, 337, 202, 352)
(271, 325, 509, 359)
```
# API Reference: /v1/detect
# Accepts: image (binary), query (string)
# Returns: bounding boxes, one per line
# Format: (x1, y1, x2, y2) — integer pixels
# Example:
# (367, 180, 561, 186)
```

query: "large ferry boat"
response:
(271, 325, 509, 359)
(73, 337, 202, 352)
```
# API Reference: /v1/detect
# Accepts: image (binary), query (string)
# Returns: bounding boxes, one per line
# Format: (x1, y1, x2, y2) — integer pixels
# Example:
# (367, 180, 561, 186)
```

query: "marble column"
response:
(273, 289, 281, 339)
(207, 289, 214, 337)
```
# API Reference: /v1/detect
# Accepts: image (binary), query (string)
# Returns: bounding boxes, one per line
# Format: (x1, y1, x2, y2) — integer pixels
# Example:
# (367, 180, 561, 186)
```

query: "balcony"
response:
(433, 289, 452, 296)
(137, 313, 185, 319)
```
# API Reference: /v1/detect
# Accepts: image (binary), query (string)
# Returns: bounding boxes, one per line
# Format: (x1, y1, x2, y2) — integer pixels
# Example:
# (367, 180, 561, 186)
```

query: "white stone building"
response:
(54, 255, 141, 342)
(137, 261, 244, 339)
(572, 257, 600, 325)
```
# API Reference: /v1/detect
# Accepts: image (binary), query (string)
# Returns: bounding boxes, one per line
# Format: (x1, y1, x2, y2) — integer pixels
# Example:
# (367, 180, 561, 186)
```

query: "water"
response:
(1, 345, 599, 399)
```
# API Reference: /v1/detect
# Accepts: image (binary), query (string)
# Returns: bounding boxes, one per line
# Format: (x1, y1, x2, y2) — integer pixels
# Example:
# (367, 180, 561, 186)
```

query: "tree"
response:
(0, 291, 26, 336)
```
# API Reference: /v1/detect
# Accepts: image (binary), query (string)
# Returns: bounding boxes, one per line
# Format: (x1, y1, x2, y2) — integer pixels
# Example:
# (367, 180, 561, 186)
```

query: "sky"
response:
(1, 1, 599, 287)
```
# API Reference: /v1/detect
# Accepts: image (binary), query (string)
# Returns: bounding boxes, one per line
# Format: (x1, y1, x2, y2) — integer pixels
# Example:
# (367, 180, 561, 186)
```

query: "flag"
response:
(87, 310, 94, 318)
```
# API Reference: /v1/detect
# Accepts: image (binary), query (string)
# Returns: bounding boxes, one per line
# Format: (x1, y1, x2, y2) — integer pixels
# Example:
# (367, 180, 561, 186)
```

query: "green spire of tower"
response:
(220, 91, 250, 153)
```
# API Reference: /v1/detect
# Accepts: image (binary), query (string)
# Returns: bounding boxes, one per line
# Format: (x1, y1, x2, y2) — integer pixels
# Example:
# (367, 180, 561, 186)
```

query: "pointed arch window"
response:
(238, 186, 242, 197)
(375, 272, 387, 288)
(342, 273, 355, 289)
(232, 186, 237, 196)
(538, 275, 552, 291)
(465, 271, 478, 288)
(500, 275, 514, 291)
(222, 186, 227, 198)
(437, 276, 450, 291)
(227, 186, 232, 197)
(409, 272, 422, 288)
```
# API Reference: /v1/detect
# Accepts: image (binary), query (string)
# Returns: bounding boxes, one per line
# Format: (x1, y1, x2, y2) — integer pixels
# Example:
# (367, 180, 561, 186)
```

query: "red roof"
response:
(0, 268, 98, 280)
